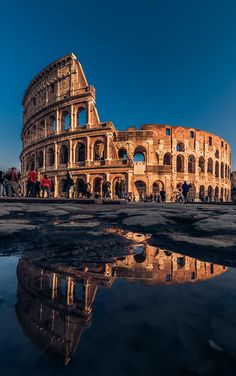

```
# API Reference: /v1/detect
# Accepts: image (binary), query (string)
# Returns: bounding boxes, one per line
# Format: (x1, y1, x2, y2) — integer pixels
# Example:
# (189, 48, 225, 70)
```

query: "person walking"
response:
(182, 181, 190, 204)
(63, 172, 74, 198)
(0, 171, 6, 197)
(28, 168, 38, 197)
(40, 175, 52, 198)
(160, 189, 166, 203)
(7, 167, 20, 197)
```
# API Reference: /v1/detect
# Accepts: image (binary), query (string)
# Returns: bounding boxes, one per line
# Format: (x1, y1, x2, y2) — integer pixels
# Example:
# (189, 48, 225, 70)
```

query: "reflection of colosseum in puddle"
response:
(16, 247, 226, 364)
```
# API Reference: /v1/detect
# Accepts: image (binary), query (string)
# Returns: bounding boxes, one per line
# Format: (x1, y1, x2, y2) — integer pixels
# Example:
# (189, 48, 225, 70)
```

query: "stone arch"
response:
(38, 120, 45, 139)
(31, 125, 37, 141)
(61, 111, 70, 131)
(93, 177, 103, 197)
(199, 185, 205, 200)
(207, 158, 213, 174)
(208, 185, 214, 201)
(37, 150, 43, 168)
(118, 148, 128, 160)
(220, 187, 224, 200)
(215, 161, 219, 178)
(133, 146, 146, 162)
(176, 155, 184, 172)
(163, 153, 172, 166)
(225, 164, 228, 179)
(47, 147, 54, 166)
(176, 142, 184, 152)
(48, 115, 56, 134)
(199, 157, 205, 173)
(188, 183, 196, 201)
(152, 180, 164, 194)
(59, 144, 69, 164)
(135, 180, 146, 195)
(215, 186, 219, 201)
(188, 155, 195, 173)
(221, 162, 224, 179)
(94, 140, 105, 161)
(77, 107, 87, 127)
(75, 142, 86, 162)
(76, 177, 86, 196)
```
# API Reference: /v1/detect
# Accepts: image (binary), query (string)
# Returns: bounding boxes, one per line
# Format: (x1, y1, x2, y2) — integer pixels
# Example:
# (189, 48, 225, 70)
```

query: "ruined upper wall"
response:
(22, 53, 97, 127)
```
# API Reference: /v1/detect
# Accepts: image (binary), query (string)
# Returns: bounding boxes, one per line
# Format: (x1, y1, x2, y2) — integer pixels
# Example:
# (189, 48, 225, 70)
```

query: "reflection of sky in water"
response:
(1, 255, 236, 375)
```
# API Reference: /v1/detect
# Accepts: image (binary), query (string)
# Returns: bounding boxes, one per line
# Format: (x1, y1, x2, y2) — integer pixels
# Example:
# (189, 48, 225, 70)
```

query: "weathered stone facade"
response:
(20, 53, 231, 200)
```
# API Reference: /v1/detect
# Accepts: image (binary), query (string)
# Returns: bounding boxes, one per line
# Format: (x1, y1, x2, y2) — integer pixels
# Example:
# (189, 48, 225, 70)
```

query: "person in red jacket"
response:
(40, 175, 52, 198)
(27, 168, 38, 197)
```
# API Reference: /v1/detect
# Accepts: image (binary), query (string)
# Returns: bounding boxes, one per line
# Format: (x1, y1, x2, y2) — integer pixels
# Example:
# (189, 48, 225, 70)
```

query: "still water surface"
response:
(0, 247, 236, 376)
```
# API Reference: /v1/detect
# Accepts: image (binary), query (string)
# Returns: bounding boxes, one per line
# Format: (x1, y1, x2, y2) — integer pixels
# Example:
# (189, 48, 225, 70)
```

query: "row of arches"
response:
(163, 154, 230, 178)
(23, 108, 87, 144)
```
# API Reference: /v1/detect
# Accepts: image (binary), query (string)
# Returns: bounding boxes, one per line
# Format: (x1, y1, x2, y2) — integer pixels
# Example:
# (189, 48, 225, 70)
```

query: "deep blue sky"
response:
(1, 0, 236, 170)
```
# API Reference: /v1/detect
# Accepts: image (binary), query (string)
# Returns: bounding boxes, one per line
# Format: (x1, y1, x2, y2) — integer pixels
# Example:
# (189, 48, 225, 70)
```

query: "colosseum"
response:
(20, 53, 231, 201)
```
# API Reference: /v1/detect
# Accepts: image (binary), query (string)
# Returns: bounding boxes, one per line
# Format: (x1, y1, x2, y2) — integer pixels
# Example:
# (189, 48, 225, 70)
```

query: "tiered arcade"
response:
(20, 53, 231, 200)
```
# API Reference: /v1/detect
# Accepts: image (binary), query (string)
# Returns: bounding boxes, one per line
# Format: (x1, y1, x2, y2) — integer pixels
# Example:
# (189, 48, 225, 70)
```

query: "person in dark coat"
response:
(182, 181, 190, 203)
(63, 172, 74, 198)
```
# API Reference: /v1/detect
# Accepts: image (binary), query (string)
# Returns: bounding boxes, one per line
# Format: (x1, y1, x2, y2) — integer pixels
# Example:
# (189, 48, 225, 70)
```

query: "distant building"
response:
(20, 53, 231, 201)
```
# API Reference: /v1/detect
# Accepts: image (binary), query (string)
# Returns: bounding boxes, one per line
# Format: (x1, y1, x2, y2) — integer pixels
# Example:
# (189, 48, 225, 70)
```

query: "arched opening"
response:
(47, 148, 54, 166)
(215, 186, 219, 201)
(76, 143, 86, 162)
(59, 179, 66, 197)
(37, 151, 43, 168)
(153, 181, 164, 194)
(118, 148, 128, 160)
(135, 181, 146, 195)
(31, 125, 37, 141)
(94, 141, 105, 161)
(133, 146, 146, 162)
(215, 150, 219, 159)
(199, 157, 205, 173)
(77, 108, 87, 127)
(188, 183, 196, 201)
(48, 115, 56, 135)
(215, 161, 219, 178)
(221, 162, 224, 179)
(38, 121, 45, 139)
(220, 187, 224, 201)
(134, 250, 146, 264)
(76, 178, 86, 197)
(188, 155, 195, 173)
(176, 155, 184, 172)
(29, 155, 35, 170)
(60, 145, 69, 164)
(176, 142, 184, 152)
(61, 111, 70, 131)
(207, 158, 213, 174)
(208, 186, 214, 201)
(93, 177, 103, 197)
(225, 164, 228, 179)
(199, 185, 205, 200)
(163, 153, 172, 166)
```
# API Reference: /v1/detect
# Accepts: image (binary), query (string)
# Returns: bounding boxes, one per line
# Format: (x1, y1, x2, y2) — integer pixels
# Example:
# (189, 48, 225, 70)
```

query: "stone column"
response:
(87, 100, 93, 125)
(54, 175, 58, 198)
(54, 143, 58, 169)
(127, 172, 132, 193)
(67, 277, 74, 306)
(55, 109, 59, 133)
(86, 136, 91, 165)
(43, 147, 46, 171)
(106, 134, 110, 161)
(44, 118, 47, 137)
(70, 104, 75, 130)
(69, 139, 73, 167)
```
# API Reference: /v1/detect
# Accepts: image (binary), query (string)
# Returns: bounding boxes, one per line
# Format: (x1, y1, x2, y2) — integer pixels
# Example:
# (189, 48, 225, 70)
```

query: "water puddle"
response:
(1, 239, 236, 375)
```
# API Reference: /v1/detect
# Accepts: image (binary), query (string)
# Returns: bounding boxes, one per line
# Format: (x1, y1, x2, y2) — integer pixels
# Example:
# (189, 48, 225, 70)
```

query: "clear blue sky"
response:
(1, 0, 236, 170)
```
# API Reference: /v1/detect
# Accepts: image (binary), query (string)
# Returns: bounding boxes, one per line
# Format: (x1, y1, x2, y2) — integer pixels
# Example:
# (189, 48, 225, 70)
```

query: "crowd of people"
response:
(0, 168, 199, 204)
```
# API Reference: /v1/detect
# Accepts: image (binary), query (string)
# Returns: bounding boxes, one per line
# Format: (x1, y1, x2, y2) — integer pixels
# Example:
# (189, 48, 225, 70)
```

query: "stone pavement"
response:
(0, 201, 235, 265)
